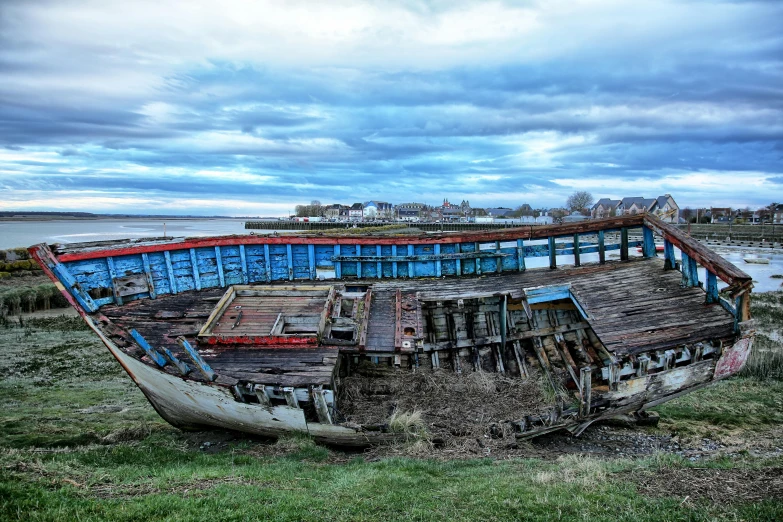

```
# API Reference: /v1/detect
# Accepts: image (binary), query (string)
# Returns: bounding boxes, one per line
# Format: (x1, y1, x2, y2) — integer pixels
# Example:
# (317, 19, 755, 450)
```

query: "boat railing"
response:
(29, 214, 753, 325)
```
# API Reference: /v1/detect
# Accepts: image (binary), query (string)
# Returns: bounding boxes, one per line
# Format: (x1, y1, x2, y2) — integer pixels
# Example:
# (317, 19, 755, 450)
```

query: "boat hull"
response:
(84, 312, 753, 444)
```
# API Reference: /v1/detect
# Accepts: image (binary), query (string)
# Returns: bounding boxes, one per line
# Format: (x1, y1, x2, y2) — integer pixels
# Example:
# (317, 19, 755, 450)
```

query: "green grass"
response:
(1, 306, 783, 520)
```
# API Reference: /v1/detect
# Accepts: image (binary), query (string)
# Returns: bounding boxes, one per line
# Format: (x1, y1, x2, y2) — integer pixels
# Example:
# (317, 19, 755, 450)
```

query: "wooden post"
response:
(499, 294, 507, 362)
(455, 243, 462, 276)
(106, 257, 122, 305)
(620, 228, 629, 261)
(435, 244, 442, 277)
(214, 246, 225, 287)
(334, 245, 341, 279)
(408, 244, 415, 278)
(474, 243, 481, 275)
(286, 244, 294, 281)
(263, 244, 272, 282)
(642, 226, 657, 258)
(705, 271, 719, 304)
(141, 253, 156, 299)
(517, 239, 526, 271)
(130, 329, 167, 367)
(239, 245, 249, 284)
(177, 337, 217, 381)
(579, 367, 592, 418)
(572, 234, 580, 267)
(681, 252, 699, 287)
(391, 245, 398, 278)
(189, 249, 201, 290)
(312, 387, 333, 424)
(164, 251, 177, 294)
(377, 245, 383, 279)
(598, 231, 606, 264)
(308, 244, 316, 280)
(355, 244, 362, 279)
(663, 239, 676, 270)
(548, 237, 556, 269)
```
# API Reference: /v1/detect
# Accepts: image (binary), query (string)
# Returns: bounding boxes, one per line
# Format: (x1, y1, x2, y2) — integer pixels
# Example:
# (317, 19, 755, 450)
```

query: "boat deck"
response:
(100, 257, 735, 388)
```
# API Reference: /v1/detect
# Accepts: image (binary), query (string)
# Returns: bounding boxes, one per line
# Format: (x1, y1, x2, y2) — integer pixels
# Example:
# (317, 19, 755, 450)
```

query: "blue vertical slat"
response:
(129, 329, 167, 367)
(517, 239, 525, 271)
(263, 244, 272, 282)
(164, 251, 178, 294)
(189, 248, 201, 290)
(598, 231, 606, 264)
(106, 256, 122, 305)
(408, 244, 414, 278)
(239, 245, 249, 283)
(706, 271, 718, 303)
(356, 245, 362, 279)
(334, 245, 341, 279)
(548, 237, 556, 269)
(572, 235, 580, 267)
(214, 246, 225, 287)
(51, 263, 98, 312)
(475, 243, 481, 275)
(455, 243, 462, 276)
(286, 244, 293, 280)
(308, 244, 316, 280)
(663, 239, 676, 270)
(376, 245, 382, 279)
(141, 253, 156, 299)
(435, 244, 442, 277)
(642, 226, 657, 258)
(391, 245, 397, 278)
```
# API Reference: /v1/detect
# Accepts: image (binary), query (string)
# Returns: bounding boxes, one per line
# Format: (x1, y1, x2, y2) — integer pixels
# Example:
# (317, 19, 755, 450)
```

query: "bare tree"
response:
(566, 191, 594, 213)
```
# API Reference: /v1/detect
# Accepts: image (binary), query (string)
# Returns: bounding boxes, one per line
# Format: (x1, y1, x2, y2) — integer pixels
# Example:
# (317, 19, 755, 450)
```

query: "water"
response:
(0, 218, 286, 250)
(1, 219, 780, 292)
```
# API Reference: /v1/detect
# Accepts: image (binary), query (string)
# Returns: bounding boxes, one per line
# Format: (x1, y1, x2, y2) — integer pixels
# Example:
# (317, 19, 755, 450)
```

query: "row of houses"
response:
(699, 205, 783, 224)
(591, 195, 680, 223)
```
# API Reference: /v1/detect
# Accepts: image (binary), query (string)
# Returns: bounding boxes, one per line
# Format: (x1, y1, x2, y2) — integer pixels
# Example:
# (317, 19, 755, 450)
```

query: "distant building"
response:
(363, 201, 393, 220)
(645, 195, 679, 223)
(349, 203, 364, 221)
(592, 194, 679, 223)
(396, 202, 425, 222)
(324, 204, 348, 220)
(773, 204, 783, 224)
(484, 207, 514, 218)
(591, 198, 621, 219)
(562, 212, 588, 223)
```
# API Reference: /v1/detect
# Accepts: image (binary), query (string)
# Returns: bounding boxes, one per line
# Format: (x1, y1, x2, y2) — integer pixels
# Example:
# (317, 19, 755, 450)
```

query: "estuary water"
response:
(1, 219, 781, 292)
(0, 218, 267, 250)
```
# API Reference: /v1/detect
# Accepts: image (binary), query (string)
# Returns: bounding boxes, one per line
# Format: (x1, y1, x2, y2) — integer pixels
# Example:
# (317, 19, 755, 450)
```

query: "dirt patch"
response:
(628, 466, 783, 505)
(338, 365, 554, 456)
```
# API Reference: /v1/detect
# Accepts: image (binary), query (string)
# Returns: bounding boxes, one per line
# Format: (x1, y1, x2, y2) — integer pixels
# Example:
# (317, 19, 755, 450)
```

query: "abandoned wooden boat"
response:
(29, 214, 755, 445)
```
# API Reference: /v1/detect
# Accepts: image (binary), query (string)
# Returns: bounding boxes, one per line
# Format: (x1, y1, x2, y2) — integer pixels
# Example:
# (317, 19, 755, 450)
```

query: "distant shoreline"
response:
(0, 215, 260, 222)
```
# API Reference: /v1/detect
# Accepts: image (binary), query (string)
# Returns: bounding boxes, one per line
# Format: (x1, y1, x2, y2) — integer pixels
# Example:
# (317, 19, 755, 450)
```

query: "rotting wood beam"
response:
(644, 214, 751, 286)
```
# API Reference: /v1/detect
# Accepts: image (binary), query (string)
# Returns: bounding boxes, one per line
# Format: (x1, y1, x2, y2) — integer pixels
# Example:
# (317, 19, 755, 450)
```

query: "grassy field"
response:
(1, 294, 782, 521)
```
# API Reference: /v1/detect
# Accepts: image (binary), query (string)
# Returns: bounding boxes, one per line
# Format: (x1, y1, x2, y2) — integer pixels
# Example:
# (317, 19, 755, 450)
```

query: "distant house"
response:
(363, 201, 393, 220)
(349, 203, 364, 221)
(396, 202, 425, 222)
(649, 194, 680, 223)
(324, 204, 348, 220)
(773, 204, 783, 224)
(485, 207, 514, 218)
(592, 195, 679, 222)
(591, 198, 621, 219)
(562, 212, 589, 223)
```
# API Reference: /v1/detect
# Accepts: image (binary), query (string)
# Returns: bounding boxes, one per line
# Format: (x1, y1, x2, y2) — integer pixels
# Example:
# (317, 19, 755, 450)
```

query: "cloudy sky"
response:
(1, 0, 781, 216)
